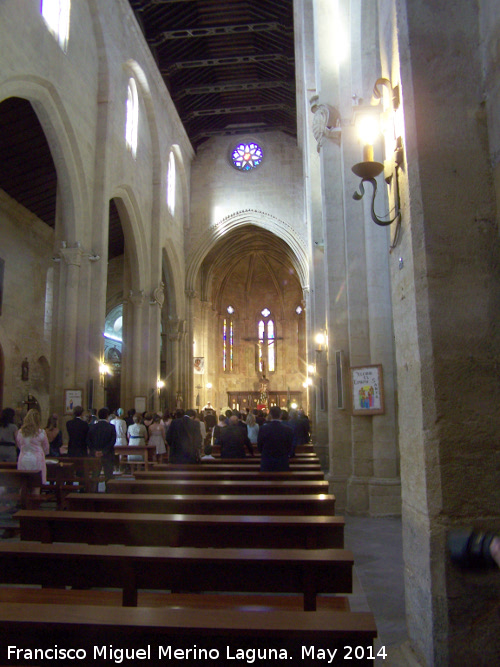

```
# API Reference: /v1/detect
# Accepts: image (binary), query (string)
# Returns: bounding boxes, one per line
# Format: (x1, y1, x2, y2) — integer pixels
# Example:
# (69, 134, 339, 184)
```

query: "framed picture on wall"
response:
(135, 396, 146, 414)
(64, 389, 82, 415)
(349, 365, 385, 416)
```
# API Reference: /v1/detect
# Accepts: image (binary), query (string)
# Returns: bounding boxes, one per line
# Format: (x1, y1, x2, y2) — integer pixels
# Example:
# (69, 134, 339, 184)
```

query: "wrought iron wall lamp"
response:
(352, 78, 404, 249)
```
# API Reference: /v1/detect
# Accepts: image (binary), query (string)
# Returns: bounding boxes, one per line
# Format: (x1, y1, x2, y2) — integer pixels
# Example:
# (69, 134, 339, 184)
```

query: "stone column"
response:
(388, 0, 500, 663)
(126, 289, 145, 404)
(149, 282, 164, 411)
(185, 290, 197, 407)
(51, 244, 84, 415)
(309, 59, 353, 511)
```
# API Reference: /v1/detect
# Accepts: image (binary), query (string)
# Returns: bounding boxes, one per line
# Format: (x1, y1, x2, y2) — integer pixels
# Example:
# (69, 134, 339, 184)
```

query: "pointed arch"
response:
(186, 210, 309, 297)
(0, 75, 88, 244)
(110, 186, 148, 292)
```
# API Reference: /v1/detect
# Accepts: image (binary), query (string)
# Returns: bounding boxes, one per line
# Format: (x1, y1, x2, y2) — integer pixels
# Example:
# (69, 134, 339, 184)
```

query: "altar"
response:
(227, 391, 303, 412)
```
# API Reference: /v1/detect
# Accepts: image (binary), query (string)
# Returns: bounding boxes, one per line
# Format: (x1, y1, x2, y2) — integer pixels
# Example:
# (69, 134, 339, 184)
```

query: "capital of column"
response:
(59, 243, 84, 267)
(309, 96, 341, 152)
(150, 282, 165, 308)
(185, 289, 199, 300)
(128, 289, 145, 307)
(167, 318, 182, 341)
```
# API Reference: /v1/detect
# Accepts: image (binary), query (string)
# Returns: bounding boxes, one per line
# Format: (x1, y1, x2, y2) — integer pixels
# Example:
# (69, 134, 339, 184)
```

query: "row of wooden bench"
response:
(0, 453, 322, 509)
(0, 451, 378, 663)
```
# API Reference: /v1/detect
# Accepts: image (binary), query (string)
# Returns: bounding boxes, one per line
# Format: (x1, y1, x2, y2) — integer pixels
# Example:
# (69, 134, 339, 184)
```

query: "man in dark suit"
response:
(86, 407, 116, 487)
(166, 408, 202, 463)
(257, 405, 294, 471)
(66, 405, 89, 457)
(219, 414, 254, 458)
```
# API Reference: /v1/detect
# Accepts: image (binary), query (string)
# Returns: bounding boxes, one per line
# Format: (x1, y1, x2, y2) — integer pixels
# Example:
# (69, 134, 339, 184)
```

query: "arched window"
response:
(167, 150, 176, 216)
(41, 0, 71, 52)
(258, 308, 275, 373)
(125, 78, 139, 158)
(223, 306, 234, 371)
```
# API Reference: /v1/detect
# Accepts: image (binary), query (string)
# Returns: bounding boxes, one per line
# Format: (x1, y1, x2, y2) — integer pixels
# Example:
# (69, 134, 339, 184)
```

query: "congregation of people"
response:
(0, 403, 311, 488)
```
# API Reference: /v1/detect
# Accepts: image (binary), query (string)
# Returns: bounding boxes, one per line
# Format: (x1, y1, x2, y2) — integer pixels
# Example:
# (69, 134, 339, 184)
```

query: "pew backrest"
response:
(106, 479, 330, 496)
(17, 509, 345, 549)
(0, 541, 353, 610)
(66, 492, 336, 516)
(0, 603, 377, 662)
(133, 470, 325, 481)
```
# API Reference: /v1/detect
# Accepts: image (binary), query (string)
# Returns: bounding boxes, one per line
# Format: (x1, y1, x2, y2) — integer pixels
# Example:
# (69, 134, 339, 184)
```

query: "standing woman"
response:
(148, 414, 167, 463)
(44, 413, 63, 457)
(110, 408, 128, 447)
(16, 409, 49, 489)
(246, 412, 259, 451)
(0, 407, 18, 462)
(127, 413, 148, 463)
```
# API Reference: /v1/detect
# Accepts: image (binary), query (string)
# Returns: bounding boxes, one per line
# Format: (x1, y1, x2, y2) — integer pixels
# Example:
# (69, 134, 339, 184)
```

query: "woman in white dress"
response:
(126, 413, 147, 462)
(16, 409, 49, 491)
(110, 408, 128, 446)
(148, 414, 167, 462)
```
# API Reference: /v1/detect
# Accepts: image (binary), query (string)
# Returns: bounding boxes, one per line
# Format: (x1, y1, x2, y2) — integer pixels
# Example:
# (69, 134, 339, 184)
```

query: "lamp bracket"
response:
(372, 78, 400, 110)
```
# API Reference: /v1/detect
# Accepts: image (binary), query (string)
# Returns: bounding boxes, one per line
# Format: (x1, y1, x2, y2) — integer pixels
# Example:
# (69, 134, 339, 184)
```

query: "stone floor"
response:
(344, 515, 423, 666)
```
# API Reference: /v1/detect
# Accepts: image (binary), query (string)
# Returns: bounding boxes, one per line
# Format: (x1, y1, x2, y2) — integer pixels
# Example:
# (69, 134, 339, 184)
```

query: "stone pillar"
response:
(167, 319, 182, 411)
(294, 0, 329, 455)
(388, 0, 500, 663)
(185, 290, 197, 408)
(310, 0, 353, 508)
(51, 244, 84, 415)
(126, 289, 145, 403)
(149, 282, 164, 411)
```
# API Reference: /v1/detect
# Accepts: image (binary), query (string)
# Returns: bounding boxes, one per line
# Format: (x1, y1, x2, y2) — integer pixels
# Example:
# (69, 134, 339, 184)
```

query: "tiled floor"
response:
(344, 515, 423, 666)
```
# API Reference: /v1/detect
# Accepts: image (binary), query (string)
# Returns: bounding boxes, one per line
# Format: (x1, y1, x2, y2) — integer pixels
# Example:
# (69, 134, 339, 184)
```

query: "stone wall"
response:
(0, 193, 53, 418)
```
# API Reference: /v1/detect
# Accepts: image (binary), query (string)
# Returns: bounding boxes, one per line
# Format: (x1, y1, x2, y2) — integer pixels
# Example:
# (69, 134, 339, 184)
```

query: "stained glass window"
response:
(223, 317, 234, 371)
(258, 309, 276, 373)
(267, 320, 275, 372)
(231, 142, 263, 171)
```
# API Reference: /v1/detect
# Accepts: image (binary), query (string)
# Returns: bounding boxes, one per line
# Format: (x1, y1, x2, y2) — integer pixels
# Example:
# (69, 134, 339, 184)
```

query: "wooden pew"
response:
(154, 460, 323, 469)
(106, 478, 330, 496)
(54, 456, 102, 493)
(0, 541, 353, 610)
(211, 444, 317, 456)
(0, 603, 377, 664)
(113, 445, 156, 471)
(133, 469, 325, 481)
(67, 492, 336, 515)
(44, 461, 78, 508)
(0, 469, 43, 509)
(17, 509, 345, 549)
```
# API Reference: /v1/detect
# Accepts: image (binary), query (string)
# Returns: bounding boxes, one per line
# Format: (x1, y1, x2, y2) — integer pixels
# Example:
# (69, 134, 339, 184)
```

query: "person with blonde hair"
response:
(245, 411, 259, 448)
(16, 409, 49, 487)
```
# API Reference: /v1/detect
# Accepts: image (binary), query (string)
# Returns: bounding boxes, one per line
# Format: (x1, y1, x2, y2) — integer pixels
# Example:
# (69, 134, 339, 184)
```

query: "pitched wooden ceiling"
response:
(129, 0, 297, 148)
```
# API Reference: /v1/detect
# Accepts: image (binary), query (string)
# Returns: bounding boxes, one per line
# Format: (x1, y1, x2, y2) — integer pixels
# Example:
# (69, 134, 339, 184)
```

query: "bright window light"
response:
(125, 78, 139, 158)
(167, 151, 176, 215)
(41, 0, 71, 52)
